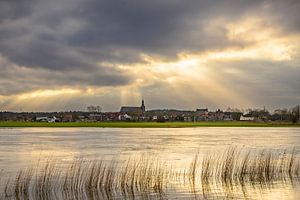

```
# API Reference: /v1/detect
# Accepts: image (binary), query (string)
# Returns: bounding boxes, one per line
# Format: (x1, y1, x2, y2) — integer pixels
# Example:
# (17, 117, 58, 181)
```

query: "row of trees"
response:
(226, 105, 300, 123)
(290, 105, 300, 123)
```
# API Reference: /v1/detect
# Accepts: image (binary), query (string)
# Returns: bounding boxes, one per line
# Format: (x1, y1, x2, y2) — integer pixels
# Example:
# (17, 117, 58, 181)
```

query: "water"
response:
(0, 127, 299, 199)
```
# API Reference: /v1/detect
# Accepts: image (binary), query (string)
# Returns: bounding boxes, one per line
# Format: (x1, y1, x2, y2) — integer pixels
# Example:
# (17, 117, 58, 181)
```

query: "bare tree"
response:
(290, 105, 300, 123)
(87, 105, 102, 113)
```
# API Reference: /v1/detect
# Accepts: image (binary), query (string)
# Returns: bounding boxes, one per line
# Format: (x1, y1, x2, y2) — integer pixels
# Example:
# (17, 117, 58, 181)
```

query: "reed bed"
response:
(0, 148, 299, 200)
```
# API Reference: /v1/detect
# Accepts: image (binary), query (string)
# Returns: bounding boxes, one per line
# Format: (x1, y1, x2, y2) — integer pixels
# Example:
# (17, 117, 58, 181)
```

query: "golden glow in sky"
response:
(1, 16, 299, 111)
(18, 89, 81, 100)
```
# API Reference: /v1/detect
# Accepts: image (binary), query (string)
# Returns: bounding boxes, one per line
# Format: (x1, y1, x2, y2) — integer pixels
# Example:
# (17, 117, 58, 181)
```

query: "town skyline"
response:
(1, 98, 299, 123)
(0, 98, 298, 114)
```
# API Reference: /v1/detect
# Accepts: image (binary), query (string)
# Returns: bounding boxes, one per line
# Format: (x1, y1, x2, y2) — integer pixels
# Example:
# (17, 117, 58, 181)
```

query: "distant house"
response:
(195, 108, 209, 121)
(62, 114, 74, 122)
(152, 116, 158, 121)
(184, 116, 192, 122)
(240, 116, 255, 121)
(118, 114, 132, 121)
(120, 100, 146, 114)
(35, 116, 57, 123)
(196, 108, 208, 114)
(88, 114, 103, 122)
(35, 117, 48, 122)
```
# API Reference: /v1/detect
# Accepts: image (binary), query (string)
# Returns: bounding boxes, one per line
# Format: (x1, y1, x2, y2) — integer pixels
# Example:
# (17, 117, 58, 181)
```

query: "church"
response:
(120, 100, 146, 114)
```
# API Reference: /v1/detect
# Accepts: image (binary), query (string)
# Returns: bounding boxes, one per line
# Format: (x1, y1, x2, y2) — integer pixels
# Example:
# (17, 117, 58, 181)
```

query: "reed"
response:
(1, 147, 299, 199)
(200, 148, 300, 185)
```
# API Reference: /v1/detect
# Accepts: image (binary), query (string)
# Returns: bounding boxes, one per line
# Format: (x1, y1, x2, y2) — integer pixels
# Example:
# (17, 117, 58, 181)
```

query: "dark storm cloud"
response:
(1, 0, 298, 64)
(0, 0, 37, 21)
(0, 56, 131, 95)
(0, 0, 299, 98)
(260, 0, 300, 33)
(0, 0, 270, 69)
(67, 0, 263, 55)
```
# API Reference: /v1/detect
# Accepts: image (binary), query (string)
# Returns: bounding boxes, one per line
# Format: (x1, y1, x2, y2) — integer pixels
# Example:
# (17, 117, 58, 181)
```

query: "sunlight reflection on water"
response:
(0, 127, 299, 199)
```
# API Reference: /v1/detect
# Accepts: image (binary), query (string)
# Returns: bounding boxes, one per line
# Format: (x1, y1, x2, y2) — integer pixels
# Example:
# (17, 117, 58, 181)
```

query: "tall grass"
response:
(0, 148, 299, 199)
(199, 148, 300, 185)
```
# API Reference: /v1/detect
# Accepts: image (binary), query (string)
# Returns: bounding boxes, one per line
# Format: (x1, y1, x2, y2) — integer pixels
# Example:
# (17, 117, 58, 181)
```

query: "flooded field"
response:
(0, 127, 299, 199)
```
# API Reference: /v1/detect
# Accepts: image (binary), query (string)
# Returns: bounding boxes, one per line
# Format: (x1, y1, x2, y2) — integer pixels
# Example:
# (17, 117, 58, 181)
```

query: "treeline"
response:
(226, 105, 300, 123)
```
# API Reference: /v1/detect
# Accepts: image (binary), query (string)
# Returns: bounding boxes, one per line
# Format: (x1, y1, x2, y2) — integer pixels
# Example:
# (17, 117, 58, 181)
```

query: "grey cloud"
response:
(2, 0, 298, 67)
(0, 56, 131, 95)
(67, 0, 264, 55)
(0, 0, 37, 22)
(0, 0, 299, 107)
(260, 0, 300, 33)
(0, 0, 281, 71)
(207, 60, 300, 108)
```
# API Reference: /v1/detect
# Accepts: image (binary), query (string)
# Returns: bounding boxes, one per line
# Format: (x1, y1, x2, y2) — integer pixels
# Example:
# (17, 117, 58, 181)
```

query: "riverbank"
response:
(0, 121, 300, 128)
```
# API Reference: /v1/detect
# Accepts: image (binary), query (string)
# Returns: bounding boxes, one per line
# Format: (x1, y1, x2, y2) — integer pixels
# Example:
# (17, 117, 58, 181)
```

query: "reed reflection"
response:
(0, 147, 299, 200)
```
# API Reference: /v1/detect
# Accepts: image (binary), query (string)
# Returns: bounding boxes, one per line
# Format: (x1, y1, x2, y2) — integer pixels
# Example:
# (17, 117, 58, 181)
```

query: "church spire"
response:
(141, 99, 145, 112)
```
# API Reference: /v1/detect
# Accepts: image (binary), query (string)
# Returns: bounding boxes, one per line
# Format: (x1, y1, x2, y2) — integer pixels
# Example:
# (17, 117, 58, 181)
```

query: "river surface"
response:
(0, 127, 299, 199)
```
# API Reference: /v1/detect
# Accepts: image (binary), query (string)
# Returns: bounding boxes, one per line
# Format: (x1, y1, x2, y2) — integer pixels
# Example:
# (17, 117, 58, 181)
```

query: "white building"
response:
(118, 114, 132, 121)
(36, 116, 57, 123)
(240, 116, 255, 121)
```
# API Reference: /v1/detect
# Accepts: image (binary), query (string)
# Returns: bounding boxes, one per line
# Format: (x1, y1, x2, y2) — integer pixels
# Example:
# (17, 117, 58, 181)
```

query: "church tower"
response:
(141, 99, 145, 112)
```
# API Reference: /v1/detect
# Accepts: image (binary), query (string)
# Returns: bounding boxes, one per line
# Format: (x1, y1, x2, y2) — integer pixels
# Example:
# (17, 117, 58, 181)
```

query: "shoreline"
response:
(0, 121, 300, 128)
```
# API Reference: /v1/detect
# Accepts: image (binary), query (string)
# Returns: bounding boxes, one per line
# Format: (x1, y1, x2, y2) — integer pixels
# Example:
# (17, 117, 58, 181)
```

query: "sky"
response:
(0, 0, 299, 112)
